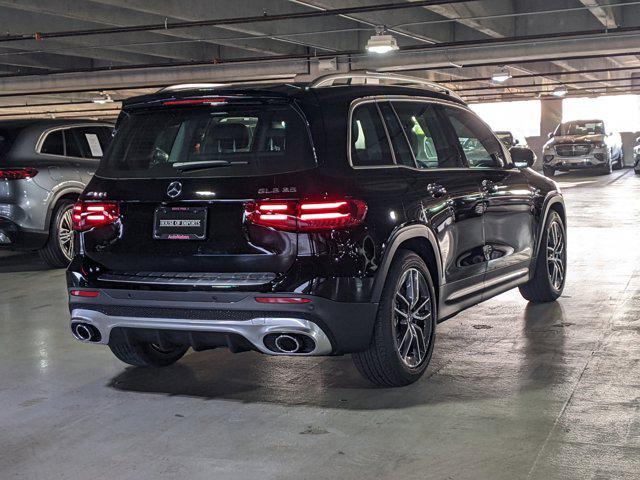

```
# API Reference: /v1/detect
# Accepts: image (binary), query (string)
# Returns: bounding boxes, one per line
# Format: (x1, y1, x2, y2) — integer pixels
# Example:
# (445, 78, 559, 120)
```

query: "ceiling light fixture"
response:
(552, 86, 568, 97)
(366, 26, 399, 54)
(92, 92, 113, 104)
(491, 67, 512, 83)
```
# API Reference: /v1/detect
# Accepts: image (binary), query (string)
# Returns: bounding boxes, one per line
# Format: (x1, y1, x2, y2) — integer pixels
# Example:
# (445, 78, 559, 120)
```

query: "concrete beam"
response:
(0, 60, 308, 95)
(578, 0, 618, 29)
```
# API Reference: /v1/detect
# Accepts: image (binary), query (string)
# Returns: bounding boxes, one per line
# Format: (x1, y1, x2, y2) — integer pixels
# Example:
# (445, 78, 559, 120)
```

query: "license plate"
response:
(153, 206, 207, 240)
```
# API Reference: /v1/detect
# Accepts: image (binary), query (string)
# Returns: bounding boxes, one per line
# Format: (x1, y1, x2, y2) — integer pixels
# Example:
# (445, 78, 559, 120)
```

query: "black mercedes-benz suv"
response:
(67, 73, 566, 387)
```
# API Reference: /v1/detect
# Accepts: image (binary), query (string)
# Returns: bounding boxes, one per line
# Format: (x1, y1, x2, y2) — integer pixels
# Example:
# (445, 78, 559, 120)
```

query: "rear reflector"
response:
(246, 199, 367, 232)
(255, 297, 311, 304)
(0, 168, 38, 180)
(70, 290, 100, 298)
(72, 201, 120, 231)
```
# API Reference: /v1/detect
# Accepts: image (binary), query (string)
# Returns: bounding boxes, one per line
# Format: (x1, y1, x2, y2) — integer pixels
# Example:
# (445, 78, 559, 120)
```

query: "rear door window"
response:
(100, 103, 315, 178)
(70, 127, 113, 158)
(377, 102, 415, 167)
(350, 103, 393, 167)
(64, 130, 83, 158)
(40, 130, 64, 156)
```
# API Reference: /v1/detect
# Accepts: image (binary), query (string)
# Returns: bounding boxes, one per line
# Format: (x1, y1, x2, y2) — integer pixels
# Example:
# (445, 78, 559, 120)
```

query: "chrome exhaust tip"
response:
(274, 334, 301, 354)
(263, 332, 316, 354)
(71, 322, 101, 342)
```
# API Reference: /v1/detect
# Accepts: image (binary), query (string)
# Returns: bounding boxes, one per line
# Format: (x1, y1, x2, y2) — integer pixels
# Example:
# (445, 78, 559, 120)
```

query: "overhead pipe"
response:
(438, 65, 640, 84)
(454, 77, 640, 92)
(0, 25, 639, 82)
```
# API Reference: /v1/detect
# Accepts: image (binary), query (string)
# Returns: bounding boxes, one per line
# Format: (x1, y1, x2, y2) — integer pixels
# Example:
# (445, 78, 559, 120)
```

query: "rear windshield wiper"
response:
(173, 160, 249, 172)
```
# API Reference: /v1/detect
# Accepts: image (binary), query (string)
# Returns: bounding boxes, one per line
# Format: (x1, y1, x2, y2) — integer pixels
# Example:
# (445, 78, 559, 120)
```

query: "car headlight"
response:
(592, 141, 606, 148)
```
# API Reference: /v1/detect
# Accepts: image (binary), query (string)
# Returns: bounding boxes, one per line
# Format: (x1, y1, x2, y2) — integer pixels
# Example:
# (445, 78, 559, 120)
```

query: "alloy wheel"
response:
(58, 207, 74, 261)
(393, 268, 433, 368)
(546, 221, 565, 291)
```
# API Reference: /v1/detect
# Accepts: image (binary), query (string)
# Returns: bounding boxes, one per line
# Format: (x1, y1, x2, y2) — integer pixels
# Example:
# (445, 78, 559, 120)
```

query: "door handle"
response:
(427, 183, 447, 198)
(481, 179, 500, 194)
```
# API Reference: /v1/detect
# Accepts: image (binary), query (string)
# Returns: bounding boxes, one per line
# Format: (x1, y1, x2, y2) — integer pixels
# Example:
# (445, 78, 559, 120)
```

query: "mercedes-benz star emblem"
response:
(167, 181, 182, 199)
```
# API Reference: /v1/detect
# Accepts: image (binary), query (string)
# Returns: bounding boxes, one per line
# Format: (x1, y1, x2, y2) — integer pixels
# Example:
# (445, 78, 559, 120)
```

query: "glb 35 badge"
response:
(258, 187, 297, 194)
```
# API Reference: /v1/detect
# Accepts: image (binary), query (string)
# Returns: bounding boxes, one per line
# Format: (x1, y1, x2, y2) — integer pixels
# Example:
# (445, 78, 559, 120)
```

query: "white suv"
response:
(542, 120, 623, 176)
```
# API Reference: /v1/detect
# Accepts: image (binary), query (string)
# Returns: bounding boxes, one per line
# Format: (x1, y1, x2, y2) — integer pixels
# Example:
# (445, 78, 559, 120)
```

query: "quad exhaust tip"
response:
(71, 322, 101, 342)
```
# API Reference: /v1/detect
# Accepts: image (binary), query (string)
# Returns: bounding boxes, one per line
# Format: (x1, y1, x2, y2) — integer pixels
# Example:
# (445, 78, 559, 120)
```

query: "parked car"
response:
(67, 74, 565, 387)
(542, 119, 623, 177)
(634, 136, 640, 174)
(0, 120, 114, 267)
(495, 131, 526, 149)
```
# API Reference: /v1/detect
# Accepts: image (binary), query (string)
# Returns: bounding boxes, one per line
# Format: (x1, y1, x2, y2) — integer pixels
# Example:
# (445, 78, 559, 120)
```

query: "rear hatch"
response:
(80, 93, 318, 277)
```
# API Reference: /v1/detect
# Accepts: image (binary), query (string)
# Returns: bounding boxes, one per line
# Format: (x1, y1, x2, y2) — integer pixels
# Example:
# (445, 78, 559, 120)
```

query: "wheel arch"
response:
(535, 193, 566, 258)
(371, 224, 443, 304)
(44, 186, 83, 233)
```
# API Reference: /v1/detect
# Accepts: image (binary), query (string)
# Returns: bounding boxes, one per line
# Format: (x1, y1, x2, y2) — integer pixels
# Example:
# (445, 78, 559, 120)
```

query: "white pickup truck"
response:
(541, 119, 623, 177)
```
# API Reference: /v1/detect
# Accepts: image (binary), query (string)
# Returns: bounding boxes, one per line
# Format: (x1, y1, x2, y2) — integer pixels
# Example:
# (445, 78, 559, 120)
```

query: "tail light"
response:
(0, 168, 38, 180)
(255, 297, 311, 304)
(245, 199, 367, 232)
(72, 201, 120, 231)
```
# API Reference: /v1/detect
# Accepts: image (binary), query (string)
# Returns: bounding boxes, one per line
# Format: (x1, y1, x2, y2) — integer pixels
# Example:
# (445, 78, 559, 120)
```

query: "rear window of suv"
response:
(98, 103, 316, 178)
(0, 128, 21, 157)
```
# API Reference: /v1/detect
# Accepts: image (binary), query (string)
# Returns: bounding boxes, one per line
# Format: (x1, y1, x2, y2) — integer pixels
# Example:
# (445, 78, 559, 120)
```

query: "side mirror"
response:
(514, 139, 519, 145)
(548, 132, 554, 139)
(510, 147, 536, 168)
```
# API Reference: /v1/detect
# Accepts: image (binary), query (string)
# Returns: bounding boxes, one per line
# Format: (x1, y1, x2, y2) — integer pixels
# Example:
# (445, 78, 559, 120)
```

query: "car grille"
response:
(98, 271, 276, 287)
(555, 144, 592, 157)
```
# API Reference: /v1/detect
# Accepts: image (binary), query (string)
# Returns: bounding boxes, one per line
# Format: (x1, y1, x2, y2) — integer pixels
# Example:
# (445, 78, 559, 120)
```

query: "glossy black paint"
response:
(68, 84, 564, 353)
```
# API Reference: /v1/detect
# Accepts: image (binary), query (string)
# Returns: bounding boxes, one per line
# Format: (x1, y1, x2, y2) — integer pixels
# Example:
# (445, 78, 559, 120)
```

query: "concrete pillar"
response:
(526, 98, 563, 171)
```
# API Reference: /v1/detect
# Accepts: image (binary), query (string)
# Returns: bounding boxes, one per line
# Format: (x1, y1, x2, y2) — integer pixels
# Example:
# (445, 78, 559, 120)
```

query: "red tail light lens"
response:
(72, 201, 120, 231)
(0, 168, 38, 180)
(245, 199, 367, 232)
(255, 297, 311, 304)
(70, 290, 100, 298)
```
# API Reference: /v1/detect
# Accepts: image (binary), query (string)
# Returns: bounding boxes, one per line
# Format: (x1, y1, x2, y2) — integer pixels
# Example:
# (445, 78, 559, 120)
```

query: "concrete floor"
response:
(1, 169, 639, 480)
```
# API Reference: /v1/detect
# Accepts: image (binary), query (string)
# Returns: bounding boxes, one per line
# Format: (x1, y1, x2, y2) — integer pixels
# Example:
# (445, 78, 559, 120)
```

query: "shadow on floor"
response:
(107, 301, 571, 410)
(0, 252, 51, 273)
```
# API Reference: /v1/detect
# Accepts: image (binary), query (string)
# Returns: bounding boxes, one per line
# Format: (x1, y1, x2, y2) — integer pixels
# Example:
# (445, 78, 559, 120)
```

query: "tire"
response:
(109, 340, 189, 367)
(39, 200, 75, 268)
(613, 150, 624, 170)
(519, 211, 566, 303)
(634, 159, 640, 175)
(353, 250, 437, 387)
(543, 166, 555, 177)
(599, 154, 613, 175)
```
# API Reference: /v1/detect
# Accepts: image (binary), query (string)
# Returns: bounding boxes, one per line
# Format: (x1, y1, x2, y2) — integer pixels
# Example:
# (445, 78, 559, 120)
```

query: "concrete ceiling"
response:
(0, 0, 639, 119)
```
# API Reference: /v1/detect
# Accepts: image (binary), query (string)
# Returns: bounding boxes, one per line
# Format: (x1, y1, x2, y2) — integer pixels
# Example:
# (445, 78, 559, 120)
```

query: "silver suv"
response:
(542, 119, 623, 177)
(0, 120, 113, 267)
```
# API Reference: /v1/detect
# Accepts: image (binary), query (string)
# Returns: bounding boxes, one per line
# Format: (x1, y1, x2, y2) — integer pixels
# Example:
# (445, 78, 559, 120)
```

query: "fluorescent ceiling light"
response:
(491, 67, 512, 83)
(366, 27, 399, 54)
(92, 93, 113, 104)
(553, 86, 568, 97)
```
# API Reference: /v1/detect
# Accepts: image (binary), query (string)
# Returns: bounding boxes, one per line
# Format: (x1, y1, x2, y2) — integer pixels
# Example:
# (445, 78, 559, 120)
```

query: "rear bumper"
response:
(0, 217, 47, 250)
(68, 288, 378, 355)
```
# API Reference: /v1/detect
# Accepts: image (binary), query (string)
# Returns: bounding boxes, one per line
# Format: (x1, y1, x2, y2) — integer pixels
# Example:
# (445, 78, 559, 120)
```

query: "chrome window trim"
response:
(35, 123, 114, 159)
(347, 95, 513, 171)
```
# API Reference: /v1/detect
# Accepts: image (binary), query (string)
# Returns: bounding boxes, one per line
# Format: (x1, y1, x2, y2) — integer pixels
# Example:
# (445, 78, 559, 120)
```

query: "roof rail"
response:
(308, 71, 463, 101)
